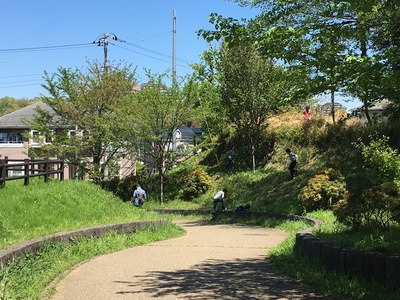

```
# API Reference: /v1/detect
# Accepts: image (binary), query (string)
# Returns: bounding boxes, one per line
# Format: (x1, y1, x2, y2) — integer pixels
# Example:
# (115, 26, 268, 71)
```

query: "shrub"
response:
(333, 136, 400, 228)
(355, 135, 400, 186)
(178, 167, 212, 200)
(333, 182, 400, 228)
(299, 168, 347, 210)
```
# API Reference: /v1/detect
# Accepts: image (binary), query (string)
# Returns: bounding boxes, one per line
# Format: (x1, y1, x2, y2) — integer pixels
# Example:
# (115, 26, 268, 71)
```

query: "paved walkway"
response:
(51, 220, 333, 299)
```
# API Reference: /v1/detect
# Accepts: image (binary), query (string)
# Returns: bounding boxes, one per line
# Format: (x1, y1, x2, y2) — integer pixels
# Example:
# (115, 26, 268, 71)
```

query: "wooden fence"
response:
(0, 156, 64, 187)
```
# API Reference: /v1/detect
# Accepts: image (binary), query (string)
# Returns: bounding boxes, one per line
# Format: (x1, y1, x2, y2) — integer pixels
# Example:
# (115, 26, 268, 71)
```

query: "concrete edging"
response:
(0, 219, 168, 266)
(295, 229, 400, 284)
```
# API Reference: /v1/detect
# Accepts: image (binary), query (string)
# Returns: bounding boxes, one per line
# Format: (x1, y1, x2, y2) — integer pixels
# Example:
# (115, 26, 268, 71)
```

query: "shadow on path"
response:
(115, 257, 332, 299)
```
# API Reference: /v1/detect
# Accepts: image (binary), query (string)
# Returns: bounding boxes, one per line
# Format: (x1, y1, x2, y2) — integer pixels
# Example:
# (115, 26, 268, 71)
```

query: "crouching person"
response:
(211, 188, 227, 220)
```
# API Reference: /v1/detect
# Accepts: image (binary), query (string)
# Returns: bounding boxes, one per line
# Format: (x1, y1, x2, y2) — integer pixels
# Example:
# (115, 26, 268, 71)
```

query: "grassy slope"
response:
(157, 109, 400, 254)
(0, 179, 161, 249)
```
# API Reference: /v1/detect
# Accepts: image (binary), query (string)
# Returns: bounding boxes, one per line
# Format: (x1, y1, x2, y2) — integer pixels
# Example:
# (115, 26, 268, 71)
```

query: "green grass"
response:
(2, 148, 400, 299)
(159, 158, 400, 299)
(307, 210, 400, 254)
(0, 179, 161, 249)
(268, 224, 400, 300)
(0, 222, 185, 300)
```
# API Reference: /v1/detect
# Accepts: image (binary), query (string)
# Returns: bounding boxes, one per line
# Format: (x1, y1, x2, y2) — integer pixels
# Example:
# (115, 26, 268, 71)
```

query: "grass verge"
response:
(0, 179, 161, 249)
(0, 222, 185, 300)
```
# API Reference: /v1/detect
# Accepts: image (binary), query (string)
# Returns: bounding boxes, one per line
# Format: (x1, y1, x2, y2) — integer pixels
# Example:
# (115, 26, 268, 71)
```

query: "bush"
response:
(178, 167, 212, 200)
(298, 168, 347, 210)
(333, 182, 400, 228)
(355, 135, 400, 186)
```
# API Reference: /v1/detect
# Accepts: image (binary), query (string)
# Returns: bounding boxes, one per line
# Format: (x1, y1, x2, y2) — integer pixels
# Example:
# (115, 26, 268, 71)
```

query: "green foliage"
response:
(334, 136, 400, 228)
(334, 182, 400, 228)
(356, 136, 400, 186)
(0, 97, 39, 116)
(220, 43, 289, 170)
(30, 60, 138, 183)
(100, 163, 148, 201)
(178, 167, 212, 200)
(131, 71, 198, 204)
(332, 137, 400, 228)
(299, 168, 347, 210)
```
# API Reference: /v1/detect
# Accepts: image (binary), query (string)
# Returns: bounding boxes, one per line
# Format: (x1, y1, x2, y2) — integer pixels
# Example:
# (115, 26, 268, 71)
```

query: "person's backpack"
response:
(235, 204, 250, 211)
(137, 190, 146, 202)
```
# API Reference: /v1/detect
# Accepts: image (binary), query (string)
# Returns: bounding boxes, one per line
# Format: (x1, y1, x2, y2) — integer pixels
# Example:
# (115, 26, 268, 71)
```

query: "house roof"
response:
(350, 99, 391, 112)
(321, 102, 346, 108)
(177, 127, 202, 140)
(0, 101, 57, 129)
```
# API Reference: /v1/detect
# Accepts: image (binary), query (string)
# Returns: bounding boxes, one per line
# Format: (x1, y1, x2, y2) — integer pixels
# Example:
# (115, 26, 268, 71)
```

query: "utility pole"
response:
(93, 32, 119, 70)
(102, 32, 109, 68)
(172, 10, 177, 84)
(172, 10, 177, 167)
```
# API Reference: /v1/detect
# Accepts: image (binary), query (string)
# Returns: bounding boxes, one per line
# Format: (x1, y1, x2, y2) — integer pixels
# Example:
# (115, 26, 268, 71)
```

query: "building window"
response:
(0, 132, 23, 144)
(44, 130, 54, 144)
(68, 130, 83, 138)
(30, 130, 40, 145)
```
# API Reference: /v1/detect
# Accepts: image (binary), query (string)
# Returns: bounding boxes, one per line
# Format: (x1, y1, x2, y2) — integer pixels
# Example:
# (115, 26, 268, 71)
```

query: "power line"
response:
(0, 82, 43, 89)
(132, 31, 172, 44)
(0, 73, 44, 79)
(0, 78, 43, 85)
(0, 43, 94, 53)
(121, 40, 193, 64)
(109, 42, 191, 69)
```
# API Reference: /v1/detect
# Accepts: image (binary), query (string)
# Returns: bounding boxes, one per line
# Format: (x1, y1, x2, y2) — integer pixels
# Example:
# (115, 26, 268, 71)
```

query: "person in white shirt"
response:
(212, 188, 227, 220)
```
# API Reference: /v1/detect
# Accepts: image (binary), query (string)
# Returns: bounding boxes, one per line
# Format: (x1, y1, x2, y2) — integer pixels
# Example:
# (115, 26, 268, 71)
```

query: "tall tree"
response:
(200, 1, 400, 122)
(220, 43, 287, 171)
(132, 72, 197, 204)
(30, 60, 138, 183)
(191, 46, 228, 163)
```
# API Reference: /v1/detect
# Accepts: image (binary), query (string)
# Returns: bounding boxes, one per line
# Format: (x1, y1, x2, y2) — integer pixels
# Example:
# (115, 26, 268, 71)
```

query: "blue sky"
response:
(1, 0, 259, 99)
(1, 0, 361, 109)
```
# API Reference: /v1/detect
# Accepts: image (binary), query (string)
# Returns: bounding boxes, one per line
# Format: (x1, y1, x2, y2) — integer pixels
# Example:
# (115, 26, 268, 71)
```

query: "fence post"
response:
(44, 158, 49, 183)
(24, 159, 30, 186)
(31, 156, 35, 174)
(0, 160, 5, 187)
(60, 160, 64, 181)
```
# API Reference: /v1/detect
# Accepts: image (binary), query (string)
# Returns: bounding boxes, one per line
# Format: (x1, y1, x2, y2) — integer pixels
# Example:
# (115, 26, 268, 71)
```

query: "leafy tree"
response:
(131, 72, 197, 204)
(29, 61, 138, 183)
(191, 46, 233, 165)
(0, 97, 39, 116)
(200, 1, 400, 123)
(220, 43, 287, 171)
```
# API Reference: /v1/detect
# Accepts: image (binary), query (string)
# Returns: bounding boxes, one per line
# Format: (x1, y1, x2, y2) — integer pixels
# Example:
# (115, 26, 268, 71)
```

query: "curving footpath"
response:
(51, 220, 334, 299)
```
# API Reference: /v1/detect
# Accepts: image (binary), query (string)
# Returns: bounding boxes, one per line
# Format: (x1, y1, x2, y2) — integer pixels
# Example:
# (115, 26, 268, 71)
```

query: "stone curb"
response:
(295, 230, 400, 284)
(0, 219, 168, 266)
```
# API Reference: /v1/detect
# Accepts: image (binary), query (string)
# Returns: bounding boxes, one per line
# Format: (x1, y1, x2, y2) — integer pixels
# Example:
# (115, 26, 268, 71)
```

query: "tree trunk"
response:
(159, 169, 164, 205)
(251, 134, 256, 173)
(330, 88, 336, 124)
